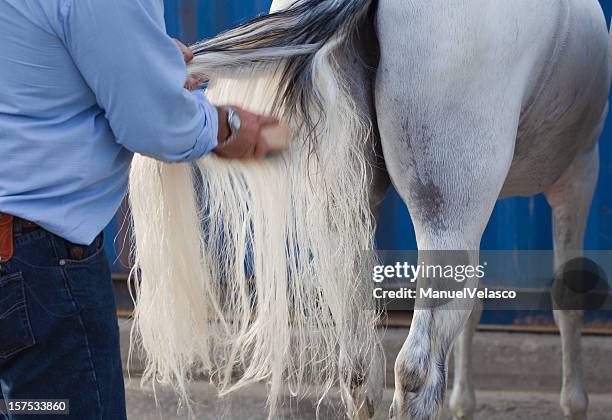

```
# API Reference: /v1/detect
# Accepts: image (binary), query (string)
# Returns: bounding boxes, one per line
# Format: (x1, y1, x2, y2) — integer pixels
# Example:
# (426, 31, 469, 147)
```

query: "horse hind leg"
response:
(448, 299, 483, 420)
(375, 78, 519, 419)
(447, 141, 600, 420)
(347, 344, 386, 420)
(544, 144, 600, 420)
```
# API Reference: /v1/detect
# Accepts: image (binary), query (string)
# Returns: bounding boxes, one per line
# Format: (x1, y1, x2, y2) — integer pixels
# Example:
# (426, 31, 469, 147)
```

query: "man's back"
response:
(0, 0, 218, 244)
(0, 0, 133, 243)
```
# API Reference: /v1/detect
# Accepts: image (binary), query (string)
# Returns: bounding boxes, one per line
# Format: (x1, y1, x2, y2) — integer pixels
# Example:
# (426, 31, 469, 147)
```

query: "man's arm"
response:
(60, 0, 237, 162)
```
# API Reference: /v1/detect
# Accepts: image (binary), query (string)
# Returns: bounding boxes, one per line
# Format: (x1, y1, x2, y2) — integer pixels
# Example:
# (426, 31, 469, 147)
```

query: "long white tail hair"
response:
(129, 0, 378, 416)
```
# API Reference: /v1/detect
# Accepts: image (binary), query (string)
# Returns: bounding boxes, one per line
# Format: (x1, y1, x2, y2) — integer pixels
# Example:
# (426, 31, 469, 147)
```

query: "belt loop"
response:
(13, 218, 22, 237)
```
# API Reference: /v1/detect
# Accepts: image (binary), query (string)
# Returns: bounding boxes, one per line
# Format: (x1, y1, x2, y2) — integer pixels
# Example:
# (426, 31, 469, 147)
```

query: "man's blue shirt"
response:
(0, 0, 219, 244)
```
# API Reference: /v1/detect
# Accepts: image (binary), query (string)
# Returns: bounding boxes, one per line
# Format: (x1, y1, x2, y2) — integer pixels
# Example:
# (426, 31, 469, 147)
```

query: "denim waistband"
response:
(13, 223, 104, 261)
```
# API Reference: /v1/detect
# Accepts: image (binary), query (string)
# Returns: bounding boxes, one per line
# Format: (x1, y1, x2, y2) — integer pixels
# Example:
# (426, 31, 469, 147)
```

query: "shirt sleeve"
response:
(59, 0, 218, 162)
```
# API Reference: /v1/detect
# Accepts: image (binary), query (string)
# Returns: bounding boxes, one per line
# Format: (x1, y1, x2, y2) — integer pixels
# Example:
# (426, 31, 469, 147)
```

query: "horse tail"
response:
(189, 0, 376, 136)
(129, 0, 380, 418)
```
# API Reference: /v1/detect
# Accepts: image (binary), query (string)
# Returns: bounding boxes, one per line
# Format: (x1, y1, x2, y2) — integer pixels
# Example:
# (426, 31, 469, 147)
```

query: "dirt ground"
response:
(121, 323, 612, 419)
(125, 379, 612, 420)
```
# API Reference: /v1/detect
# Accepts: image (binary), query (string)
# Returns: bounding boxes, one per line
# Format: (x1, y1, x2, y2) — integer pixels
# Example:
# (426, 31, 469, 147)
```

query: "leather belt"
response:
(0, 213, 39, 263)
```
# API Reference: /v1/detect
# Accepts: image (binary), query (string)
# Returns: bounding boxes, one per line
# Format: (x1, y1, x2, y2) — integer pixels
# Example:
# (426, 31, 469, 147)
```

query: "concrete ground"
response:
(121, 320, 612, 419)
(125, 380, 612, 420)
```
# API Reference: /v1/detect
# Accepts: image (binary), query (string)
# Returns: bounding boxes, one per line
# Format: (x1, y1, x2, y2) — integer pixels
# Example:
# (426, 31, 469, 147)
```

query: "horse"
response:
(128, 0, 612, 419)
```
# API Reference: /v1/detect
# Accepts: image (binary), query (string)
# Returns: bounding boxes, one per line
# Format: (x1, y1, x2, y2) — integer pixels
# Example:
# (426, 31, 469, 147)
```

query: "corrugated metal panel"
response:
(163, 0, 272, 41)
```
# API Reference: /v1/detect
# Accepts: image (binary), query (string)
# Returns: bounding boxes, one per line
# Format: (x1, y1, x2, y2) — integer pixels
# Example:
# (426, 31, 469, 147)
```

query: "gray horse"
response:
(136, 0, 611, 419)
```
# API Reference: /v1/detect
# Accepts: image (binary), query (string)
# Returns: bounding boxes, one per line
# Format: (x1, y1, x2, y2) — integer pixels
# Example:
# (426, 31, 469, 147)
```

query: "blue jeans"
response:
(0, 224, 126, 420)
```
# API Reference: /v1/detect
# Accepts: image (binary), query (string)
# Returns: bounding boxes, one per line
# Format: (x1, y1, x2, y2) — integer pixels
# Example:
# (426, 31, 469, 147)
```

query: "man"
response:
(0, 0, 276, 418)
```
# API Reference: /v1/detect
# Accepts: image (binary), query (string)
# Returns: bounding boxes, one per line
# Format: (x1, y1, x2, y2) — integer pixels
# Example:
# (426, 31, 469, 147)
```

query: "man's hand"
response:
(173, 39, 280, 160)
(173, 38, 203, 90)
(215, 106, 280, 160)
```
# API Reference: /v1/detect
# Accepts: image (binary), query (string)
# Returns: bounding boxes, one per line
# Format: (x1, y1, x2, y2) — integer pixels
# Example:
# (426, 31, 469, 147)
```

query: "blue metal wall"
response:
(163, 0, 272, 40)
